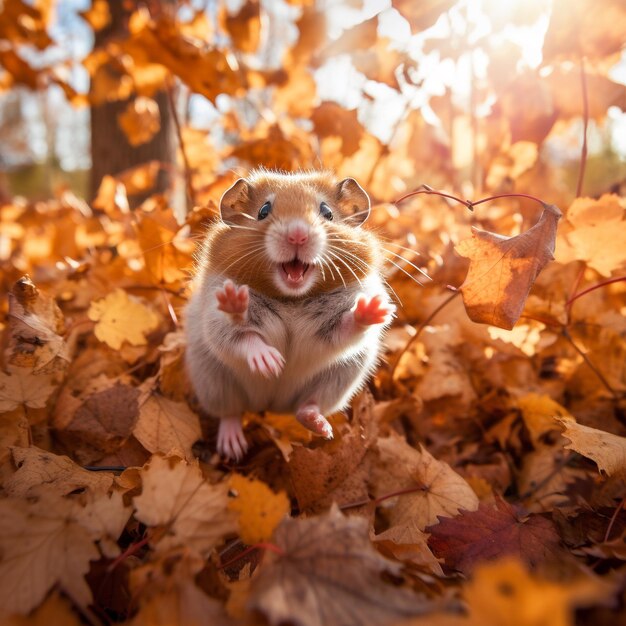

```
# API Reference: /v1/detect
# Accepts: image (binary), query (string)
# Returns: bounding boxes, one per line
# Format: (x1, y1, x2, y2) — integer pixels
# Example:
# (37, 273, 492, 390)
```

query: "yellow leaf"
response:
(517, 393, 571, 447)
(228, 474, 290, 544)
(556, 416, 626, 478)
(88, 289, 159, 350)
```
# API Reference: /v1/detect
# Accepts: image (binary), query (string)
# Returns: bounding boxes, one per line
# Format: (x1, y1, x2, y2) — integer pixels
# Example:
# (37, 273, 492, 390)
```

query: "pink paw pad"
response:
(353, 294, 395, 326)
(217, 416, 248, 461)
(216, 280, 249, 316)
(296, 404, 334, 439)
(246, 338, 285, 378)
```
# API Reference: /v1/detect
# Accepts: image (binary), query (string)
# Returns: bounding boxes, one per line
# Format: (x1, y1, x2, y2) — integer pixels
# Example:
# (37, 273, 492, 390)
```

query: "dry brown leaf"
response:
(0, 370, 56, 412)
(455, 203, 561, 329)
(117, 97, 161, 147)
(134, 381, 202, 461)
(6, 276, 69, 374)
(133, 455, 236, 556)
(88, 288, 159, 350)
(248, 506, 429, 626)
(556, 194, 626, 277)
(0, 496, 99, 617)
(374, 435, 479, 530)
(5, 446, 113, 498)
(556, 416, 626, 478)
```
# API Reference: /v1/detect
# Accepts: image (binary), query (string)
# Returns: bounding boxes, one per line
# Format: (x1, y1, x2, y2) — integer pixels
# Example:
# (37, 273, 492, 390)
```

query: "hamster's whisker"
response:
(326, 236, 367, 247)
(381, 248, 431, 280)
(380, 240, 422, 255)
(326, 248, 363, 290)
(315, 259, 327, 283)
(318, 256, 336, 282)
(384, 257, 425, 287)
(322, 252, 346, 288)
(218, 244, 267, 276)
(326, 244, 372, 277)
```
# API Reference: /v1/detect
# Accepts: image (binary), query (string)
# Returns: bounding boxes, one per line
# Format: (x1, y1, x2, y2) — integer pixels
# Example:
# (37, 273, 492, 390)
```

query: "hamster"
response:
(184, 170, 394, 460)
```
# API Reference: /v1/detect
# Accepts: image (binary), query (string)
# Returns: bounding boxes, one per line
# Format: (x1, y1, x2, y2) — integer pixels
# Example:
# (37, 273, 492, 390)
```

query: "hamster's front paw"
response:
(353, 294, 395, 326)
(217, 416, 248, 461)
(246, 337, 285, 378)
(216, 280, 249, 318)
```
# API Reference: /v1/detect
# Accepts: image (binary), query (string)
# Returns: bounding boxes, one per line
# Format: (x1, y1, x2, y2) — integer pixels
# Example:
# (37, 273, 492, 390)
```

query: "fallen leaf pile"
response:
(1, 0, 626, 625)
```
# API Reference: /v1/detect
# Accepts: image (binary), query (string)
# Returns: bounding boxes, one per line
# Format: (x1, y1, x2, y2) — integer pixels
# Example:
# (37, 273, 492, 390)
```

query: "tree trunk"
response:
(89, 1, 174, 204)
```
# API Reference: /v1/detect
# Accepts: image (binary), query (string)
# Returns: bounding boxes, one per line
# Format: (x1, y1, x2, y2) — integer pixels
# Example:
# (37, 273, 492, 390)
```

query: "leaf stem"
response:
(561, 328, 618, 398)
(217, 542, 285, 570)
(166, 79, 195, 210)
(390, 290, 461, 380)
(566, 276, 626, 308)
(603, 496, 626, 543)
(576, 56, 589, 198)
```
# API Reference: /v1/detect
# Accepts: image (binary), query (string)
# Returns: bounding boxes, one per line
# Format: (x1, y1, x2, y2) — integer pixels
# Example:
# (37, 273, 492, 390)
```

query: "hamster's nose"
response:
(287, 222, 309, 245)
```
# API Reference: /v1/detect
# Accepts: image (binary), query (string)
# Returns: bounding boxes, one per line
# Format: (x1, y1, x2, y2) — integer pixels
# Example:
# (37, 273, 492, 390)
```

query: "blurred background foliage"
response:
(0, 0, 625, 210)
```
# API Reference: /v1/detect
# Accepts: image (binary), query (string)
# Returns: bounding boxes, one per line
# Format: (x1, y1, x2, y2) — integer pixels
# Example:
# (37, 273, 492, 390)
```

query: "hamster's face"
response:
(213, 171, 379, 298)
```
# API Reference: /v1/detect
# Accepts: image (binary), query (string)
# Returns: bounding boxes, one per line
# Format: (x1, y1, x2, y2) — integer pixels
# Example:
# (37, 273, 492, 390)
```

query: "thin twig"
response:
(576, 56, 589, 198)
(390, 290, 461, 380)
(603, 496, 626, 543)
(566, 276, 626, 308)
(395, 187, 547, 211)
(166, 79, 195, 209)
(562, 328, 618, 398)
(217, 542, 285, 570)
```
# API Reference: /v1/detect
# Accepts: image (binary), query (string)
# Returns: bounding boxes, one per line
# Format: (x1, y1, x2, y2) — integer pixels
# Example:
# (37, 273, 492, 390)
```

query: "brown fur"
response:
(197, 171, 382, 299)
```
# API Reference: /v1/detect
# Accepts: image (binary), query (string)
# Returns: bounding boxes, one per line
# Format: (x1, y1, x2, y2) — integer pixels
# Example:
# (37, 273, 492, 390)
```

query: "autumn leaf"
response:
(464, 558, 616, 626)
(220, 0, 261, 54)
(133, 455, 237, 556)
(248, 506, 430, 626)
(555, 194, 626, 277)
(0, 496, 99, 617)
(555, 416, 626, 477)
(79, 0, 111, 32)
(427, 498, 563, 574)
(228, 474, 290, 544)
(118, 96, 161, 147)
(0, 370, 56, 411)
(517, 393, 571, 447)
(455, 203, 562, 329)
(6, 275, 69, 374)
(134, 380, 202, 461)
(5, 446, 113, 498)
(88, 288, 159, 350)
(374, 434, 479, 530)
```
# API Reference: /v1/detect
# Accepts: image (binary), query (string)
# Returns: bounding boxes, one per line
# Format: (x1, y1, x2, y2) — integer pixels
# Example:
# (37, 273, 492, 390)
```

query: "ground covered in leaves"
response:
(1, 179, 625, 626)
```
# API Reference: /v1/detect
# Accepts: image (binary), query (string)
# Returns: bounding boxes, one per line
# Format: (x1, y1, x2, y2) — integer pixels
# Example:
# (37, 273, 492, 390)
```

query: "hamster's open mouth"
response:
(280, 259, 310, 286)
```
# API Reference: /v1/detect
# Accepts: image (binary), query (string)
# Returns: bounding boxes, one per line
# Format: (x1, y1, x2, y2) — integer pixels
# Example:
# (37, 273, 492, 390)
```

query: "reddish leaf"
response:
(427, 498, 563, 574)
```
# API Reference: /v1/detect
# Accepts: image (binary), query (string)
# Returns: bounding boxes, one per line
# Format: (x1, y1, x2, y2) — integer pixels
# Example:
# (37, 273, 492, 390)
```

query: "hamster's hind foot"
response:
(217, 416, 248, 461)
(296, 403, 334, 439)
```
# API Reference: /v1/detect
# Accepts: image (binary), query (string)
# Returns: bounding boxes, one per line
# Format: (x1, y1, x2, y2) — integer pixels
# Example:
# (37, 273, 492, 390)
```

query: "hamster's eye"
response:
(320, 201, 333, 221)
(258, 201, 272, 220)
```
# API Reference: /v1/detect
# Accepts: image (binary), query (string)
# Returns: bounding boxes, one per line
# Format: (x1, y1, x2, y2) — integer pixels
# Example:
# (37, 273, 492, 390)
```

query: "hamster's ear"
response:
(220, 178, 250, 222)
(336, 178, 370, 224)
